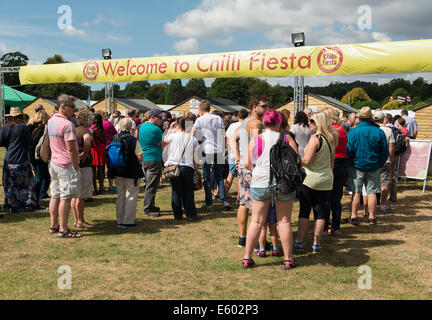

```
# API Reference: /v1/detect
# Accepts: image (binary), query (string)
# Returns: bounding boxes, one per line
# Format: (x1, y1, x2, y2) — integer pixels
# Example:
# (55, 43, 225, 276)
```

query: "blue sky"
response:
(1, 0, 432, 91)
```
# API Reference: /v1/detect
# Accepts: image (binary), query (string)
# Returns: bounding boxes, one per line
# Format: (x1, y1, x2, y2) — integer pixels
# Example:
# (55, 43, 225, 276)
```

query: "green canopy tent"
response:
(3, 85, 36, 113)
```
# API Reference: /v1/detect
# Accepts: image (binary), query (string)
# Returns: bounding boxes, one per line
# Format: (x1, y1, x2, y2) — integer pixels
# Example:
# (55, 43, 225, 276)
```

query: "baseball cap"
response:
(148, 108, 163, 118)
(373, 111, 385, 121)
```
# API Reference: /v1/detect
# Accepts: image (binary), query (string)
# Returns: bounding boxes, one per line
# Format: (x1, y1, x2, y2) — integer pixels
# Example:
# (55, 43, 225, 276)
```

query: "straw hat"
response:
(5, 107, 23, 117)
(358, 106, 373, 119)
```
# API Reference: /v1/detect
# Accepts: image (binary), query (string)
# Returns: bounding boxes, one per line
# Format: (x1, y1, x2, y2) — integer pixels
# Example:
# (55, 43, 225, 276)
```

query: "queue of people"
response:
(0, 93, 415, 271)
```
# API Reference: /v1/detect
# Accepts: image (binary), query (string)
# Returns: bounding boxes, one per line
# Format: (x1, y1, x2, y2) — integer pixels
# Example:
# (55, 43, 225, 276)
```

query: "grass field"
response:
(0, 153, 432, 299)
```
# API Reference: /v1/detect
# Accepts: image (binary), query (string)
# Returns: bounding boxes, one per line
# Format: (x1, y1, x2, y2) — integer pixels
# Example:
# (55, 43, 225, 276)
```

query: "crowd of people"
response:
(0, 93, 418, 270)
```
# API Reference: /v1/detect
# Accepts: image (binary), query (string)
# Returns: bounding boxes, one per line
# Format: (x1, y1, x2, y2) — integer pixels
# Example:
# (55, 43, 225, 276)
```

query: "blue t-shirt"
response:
(139, 122, 163, 161)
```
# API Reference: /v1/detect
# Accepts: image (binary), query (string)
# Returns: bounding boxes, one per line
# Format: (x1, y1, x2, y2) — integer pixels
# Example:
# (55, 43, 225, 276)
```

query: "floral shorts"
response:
(238, 167, 252, 209)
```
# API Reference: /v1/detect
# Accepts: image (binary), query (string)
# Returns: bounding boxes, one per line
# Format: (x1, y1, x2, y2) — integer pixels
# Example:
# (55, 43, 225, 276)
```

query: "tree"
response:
(44, 54, 66, 64)
(146, 83, 169, 104)
(0, 51, 29, 90)
(123, 81, 150, 97)
(268, 84, 289, 107)
(165, 79, 183, 104)
(172, 89, 204, 105)
(353, 100, 380, 110)
(208, 78, 249, 106)
(341, 87, 371, 105)
(248, 79, 271, 99)
(185, 78, 207, 96)
(411, 77, 431, 101)
(391, 88, 409, 99)
(382, 100, 403, 110)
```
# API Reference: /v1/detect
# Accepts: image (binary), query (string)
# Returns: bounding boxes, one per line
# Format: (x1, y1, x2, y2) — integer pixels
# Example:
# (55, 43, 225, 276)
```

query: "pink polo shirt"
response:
(47, 113, 78, 168)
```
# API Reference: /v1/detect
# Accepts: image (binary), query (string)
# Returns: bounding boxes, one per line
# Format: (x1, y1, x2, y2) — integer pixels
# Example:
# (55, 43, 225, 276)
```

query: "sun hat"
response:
(358, 106, 373, 119)
(5, 107, 23, 117)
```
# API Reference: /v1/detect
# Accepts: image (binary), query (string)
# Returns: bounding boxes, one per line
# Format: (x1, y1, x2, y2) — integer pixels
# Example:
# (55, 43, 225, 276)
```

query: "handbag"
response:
(193, 172, 203, 191)
(163, 135, 191, 181)
(38, 125, 51, 164)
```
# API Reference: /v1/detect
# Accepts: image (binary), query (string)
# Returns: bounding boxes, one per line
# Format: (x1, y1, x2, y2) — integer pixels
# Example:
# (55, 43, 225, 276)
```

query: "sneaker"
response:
(272, 249, 281, 257)
(201, 205, 213, 212)
(242, 258, 255, 269)
(380, 204, 390, 212)
(283, 258, 298, 270)
(187, 215, 201, 221)
(312, 244, 321, 254)
(144, 211, 161, 217)
(223, 201, 232, 210)
(122, 224, 137, 228)
(294, 241, 304, 252)
(117, 224, 127, 228)
(152, 206, 161, 212)
(108, 187, 117, 194)
(238, 236, 246, 247)
(256, 250, 267, 258)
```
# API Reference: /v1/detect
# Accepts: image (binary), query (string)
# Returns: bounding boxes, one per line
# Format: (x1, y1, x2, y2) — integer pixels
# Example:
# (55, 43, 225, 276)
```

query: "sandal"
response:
(242, 258, 255, 269)
(57, 229, 82, 238)
(349, 217, 359, 226)
(368, 218, 377, 225)
(49, 227, 59, 234)
(284, 258, 298, 270)
(76, 222, 94, 229)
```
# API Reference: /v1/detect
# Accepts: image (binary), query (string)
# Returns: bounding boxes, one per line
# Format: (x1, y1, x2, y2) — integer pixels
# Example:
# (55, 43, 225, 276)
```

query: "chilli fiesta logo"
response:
(83, 61, 99, 81)
(317, 47, 343, 73)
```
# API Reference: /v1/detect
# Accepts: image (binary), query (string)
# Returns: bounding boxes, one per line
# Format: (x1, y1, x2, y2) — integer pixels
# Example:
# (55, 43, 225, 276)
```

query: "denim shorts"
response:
(250, 187, 296, 202)
(228, 163, 238, 175)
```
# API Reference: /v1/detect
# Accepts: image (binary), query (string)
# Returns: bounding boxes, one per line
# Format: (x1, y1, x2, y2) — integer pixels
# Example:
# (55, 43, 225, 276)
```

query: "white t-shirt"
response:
(380, 125, 395, 163)
(192, 113, 225, 155)
(225, 121, 242, 162)
(164, 132, 199, 169)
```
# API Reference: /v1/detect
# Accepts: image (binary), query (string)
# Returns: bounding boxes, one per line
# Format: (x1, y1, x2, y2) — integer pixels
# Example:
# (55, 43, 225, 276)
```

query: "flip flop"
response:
(349, 217, 359, 226)
(49, 227, 59, 234)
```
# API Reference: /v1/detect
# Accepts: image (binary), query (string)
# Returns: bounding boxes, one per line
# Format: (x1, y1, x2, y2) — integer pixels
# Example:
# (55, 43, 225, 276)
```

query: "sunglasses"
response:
(309, 119, 316, 124)
(256, 104, 269, 108)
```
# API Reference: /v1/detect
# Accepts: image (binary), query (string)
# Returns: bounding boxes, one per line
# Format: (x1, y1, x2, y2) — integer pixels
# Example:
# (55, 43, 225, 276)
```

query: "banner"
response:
(19, 39, 432, 85)
(397, 140, 432, 192)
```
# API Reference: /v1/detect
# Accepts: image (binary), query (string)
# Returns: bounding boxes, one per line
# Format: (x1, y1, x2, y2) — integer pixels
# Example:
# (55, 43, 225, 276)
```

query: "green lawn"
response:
(0, 154, 432, 299)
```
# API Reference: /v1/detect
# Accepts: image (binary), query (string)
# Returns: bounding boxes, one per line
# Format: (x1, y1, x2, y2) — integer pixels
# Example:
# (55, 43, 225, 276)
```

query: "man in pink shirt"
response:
(48, 94, 82, 238)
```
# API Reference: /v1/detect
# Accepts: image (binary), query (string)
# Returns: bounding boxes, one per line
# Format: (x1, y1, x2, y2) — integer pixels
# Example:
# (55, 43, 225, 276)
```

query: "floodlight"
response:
(102, 48, 112, 60)
(291, 33, 305, 47)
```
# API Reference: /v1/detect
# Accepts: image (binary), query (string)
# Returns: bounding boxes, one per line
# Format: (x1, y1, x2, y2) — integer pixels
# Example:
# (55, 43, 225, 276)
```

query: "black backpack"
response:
(269, 132, 306, 194)
(390, 126, 407, 155)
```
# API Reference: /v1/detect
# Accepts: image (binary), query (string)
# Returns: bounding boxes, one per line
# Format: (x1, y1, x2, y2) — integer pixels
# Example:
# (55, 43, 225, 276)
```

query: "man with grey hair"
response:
(345, 112, 357, 131)
(108, 118, 144, 228)
(374, 111, 395, 213)
(48, 94, 82, 238)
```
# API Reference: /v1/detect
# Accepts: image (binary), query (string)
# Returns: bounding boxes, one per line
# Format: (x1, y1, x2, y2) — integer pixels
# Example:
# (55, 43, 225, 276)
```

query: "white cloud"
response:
(372, 32, 392, 42)
(164, 0, 432, 49)
(93, 14, 122, 27)
(173, 38, 200, 53)
(62, 26, 87, 37)
(107, 34, 133, 42)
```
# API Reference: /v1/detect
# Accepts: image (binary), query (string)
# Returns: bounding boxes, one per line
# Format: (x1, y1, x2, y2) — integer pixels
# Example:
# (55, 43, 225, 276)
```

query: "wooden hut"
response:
(91, 97, 160, 116)
(414, 103, 432, 140)
(23, 97, 88, 117)
(168, 96, 248, 117)
(277, 93, 358, 124)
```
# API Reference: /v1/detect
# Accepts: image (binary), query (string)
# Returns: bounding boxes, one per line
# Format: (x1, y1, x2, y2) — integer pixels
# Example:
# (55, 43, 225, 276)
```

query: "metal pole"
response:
(0, 66, 21, 124)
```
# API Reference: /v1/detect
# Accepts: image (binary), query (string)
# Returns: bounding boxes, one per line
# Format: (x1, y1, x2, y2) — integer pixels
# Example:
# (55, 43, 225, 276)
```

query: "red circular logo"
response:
(317, 47, 343, 73)
(83, 62, 99, 81)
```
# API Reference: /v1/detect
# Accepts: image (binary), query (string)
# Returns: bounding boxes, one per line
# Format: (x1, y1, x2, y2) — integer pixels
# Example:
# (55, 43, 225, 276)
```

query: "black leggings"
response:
(298, 184, 329, 220)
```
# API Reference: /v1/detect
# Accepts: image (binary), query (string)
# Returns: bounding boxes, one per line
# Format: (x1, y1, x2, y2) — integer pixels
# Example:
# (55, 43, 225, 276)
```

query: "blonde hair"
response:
(30, 110, 50, 125)
(321, 107, 340, 124)
(119, 118, 132, 132)
(311, 112, 338, 148)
